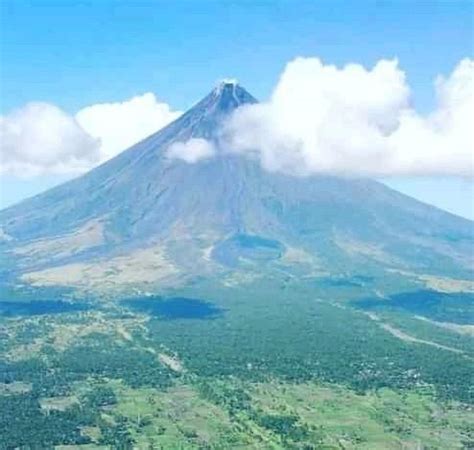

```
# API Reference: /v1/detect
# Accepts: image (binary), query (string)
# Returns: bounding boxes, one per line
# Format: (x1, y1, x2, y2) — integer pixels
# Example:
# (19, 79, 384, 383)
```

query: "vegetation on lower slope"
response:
(0, 277, 473, 448)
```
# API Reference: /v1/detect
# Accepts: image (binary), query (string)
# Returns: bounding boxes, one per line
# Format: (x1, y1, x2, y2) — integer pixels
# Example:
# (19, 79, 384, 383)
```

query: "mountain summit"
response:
(161, 80, 257, 142)
(0, 84, 472, 291)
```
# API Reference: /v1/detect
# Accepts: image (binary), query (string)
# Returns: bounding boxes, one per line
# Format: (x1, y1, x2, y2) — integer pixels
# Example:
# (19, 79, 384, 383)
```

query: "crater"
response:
(212, 234, 284, 267)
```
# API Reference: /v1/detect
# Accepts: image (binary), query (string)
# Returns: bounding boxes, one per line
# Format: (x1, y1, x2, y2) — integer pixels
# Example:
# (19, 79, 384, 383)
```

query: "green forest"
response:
(1, 280, 473, 449)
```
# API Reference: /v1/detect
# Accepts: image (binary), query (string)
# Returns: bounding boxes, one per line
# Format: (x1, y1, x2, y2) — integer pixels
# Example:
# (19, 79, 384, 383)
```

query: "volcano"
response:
(1, 82, 472, 292)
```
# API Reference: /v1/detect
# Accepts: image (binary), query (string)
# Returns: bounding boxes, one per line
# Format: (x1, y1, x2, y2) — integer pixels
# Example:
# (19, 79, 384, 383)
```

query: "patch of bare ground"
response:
(5, 313, 147, 360)
(0, 381, 32, 395)
(387, 270, 474, 293)
(21, 244, 179, 290)
(364, 311, 468, 356)
(158, 352, 184, 373)
(414, 315, 474, 336)
(39, 395, 79, 412)
(13, 218, 106, 261)
(333, 233, 402, 265)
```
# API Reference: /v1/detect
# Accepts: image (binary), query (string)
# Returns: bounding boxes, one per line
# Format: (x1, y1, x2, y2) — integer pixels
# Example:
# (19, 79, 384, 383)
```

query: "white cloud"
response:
(385, 58, 474, 176)
(221, 57, 474, 177)
(1, 59, 472, 178)
(0, 102, 101, 176)
(0, 93, 181, 175)
(166, 138, 216, 163)
(76, 93, 181, 162)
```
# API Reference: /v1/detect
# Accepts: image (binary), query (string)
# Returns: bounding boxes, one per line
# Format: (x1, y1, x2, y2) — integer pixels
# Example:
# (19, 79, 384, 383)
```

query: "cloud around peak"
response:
(166, 138, 216, 163)
(220, 57, 473, 177)
(1, 57, 472, 177)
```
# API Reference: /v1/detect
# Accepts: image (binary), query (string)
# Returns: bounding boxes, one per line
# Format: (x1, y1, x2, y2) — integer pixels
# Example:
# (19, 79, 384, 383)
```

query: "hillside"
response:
(1, 82, 472, 293)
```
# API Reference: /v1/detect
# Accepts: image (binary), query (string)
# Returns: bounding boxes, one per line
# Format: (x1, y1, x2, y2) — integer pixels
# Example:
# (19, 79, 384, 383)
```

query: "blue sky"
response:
(1, 0, 473, 218)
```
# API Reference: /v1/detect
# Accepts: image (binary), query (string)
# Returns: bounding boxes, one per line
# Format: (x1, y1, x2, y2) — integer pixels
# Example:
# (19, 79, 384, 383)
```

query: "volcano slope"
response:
(0, 82, 473, 449)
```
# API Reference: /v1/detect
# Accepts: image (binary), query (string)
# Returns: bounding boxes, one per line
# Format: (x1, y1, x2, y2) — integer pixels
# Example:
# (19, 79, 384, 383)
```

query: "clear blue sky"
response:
(1, 0, 473, 218)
